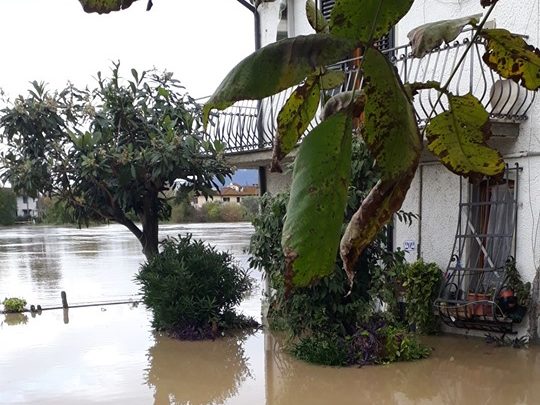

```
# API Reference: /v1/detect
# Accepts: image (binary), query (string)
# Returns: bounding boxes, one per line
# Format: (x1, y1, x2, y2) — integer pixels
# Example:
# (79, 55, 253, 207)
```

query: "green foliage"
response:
(2, 297, 27, 313)
(137, 235, 254, 339)
(203, 1, 540, 290)
(40, 197, 75, 225)
(292, 334, 348, 366)
(402, 260, 443, 334)
(0, 188, 17, 226)
(79, 0, 143, 14)
(272, 75, 321, 171)
(505, 258, 531, 307)
(329, 0, 414, 43)
(0, 66, 231, 258)
(426, 93, 505, 179)
(306, 0, 329, 34)
(219, 202, 248, 222)
(379, 325, 431, 362)
(480, 28, 540, 91)
(362, 47, 422, 181)
(282, 112, 352, 287)
(203, 34, 355, 126)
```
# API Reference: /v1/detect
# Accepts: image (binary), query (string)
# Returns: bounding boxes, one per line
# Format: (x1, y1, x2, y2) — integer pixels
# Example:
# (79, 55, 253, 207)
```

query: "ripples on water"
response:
(2, 224, 540, 404)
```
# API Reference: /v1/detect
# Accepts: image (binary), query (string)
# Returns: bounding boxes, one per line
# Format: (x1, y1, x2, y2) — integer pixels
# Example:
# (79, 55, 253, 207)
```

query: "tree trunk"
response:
(141, 214, 159, 260)
(140, 192, 160, 260)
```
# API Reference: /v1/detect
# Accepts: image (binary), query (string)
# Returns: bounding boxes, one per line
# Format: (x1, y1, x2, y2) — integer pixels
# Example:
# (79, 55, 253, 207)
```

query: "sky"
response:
(0, 0, 255, 99)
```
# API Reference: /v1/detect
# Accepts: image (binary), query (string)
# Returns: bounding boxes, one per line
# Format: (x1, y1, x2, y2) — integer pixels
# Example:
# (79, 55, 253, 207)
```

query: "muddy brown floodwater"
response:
(1, 224, 540, 404)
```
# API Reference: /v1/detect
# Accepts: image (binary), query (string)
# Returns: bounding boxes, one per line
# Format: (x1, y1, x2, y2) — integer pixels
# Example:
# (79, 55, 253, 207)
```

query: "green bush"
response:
(403, 260, 442, 334)
(0, 188, 17, 226)
(219, 202, 247, 222)
(249, 138, 431, 366)
(137, 235, 255, 339)
(2, 297, 27, 313)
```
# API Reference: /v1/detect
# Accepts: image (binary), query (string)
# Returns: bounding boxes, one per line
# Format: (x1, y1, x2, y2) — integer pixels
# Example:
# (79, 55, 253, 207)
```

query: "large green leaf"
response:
(480, 29, 540, 90)
(79, 0, 137, 13)
(426, 93, 505, 178)
(340, 169, 417, 285)
(408, 14, 481, 58)
(272, 76, 321, 172)
(282, 112, 352, 287)
(329, 0, 413, 43)
(203, 34, 355, 126)
(363, 47, 422, 180)
(306, 0, 329, 33)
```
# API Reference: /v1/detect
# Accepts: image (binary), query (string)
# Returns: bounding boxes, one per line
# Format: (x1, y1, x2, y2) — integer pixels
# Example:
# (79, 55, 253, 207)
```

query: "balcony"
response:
(204, 35, 536, 154)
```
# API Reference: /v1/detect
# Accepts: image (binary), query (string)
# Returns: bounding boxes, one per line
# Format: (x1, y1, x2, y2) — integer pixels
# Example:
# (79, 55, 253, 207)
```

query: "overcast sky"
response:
(0, 0, 254, 99)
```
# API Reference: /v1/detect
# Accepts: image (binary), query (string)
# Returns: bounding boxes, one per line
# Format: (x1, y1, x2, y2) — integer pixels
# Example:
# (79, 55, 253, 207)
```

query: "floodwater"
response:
(1, 224, 540, 404)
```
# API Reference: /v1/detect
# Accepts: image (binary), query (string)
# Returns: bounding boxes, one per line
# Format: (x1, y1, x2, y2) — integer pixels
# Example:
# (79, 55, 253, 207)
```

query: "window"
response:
(223, 197, 230, 202)
(236, 197, 241, 203)
(22, 196, 28, 204)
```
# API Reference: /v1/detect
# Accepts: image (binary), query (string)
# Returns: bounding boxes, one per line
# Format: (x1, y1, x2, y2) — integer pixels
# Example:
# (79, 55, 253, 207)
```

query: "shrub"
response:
(219, 202, 247, 222)
(2, 297, 27, 313)
(137, 235, 255, 339)
(403, 260, 442, 334)
(0, 188, 17, 226)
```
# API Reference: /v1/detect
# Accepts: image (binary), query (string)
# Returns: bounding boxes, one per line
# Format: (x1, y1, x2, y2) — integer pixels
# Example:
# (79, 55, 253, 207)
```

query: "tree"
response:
(0, 65, 231, 259)
(0, 188, 17, 226)
(203, 0, 540, 289)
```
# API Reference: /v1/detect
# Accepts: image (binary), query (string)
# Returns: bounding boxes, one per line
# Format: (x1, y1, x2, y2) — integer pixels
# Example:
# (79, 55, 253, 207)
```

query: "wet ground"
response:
(1, 224, 540, 404)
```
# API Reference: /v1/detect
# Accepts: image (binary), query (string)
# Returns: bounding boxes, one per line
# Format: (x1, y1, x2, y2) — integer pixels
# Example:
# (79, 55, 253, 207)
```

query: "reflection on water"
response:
(2, 224, 540, 404)
(146, 334, 252, 405)
(1, 305, 540, 404)
(2, 313, 28, 326)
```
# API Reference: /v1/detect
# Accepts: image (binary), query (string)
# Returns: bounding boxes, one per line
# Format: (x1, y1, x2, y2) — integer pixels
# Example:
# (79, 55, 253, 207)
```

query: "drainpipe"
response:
(235, 0, 267, 195)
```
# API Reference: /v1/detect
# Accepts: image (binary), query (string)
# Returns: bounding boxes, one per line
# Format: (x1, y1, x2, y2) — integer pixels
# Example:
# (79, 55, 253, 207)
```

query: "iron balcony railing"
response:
(204, 34, 536, 154)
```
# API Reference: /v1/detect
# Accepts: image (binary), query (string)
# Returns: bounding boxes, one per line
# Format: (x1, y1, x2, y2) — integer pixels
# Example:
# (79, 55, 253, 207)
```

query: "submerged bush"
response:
(137, 235, 255, 340)
(2, 297, 27, 313)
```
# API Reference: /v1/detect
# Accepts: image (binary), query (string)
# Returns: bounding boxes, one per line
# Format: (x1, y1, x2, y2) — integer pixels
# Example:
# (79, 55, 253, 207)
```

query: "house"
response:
(192, 183, 259, 208)
(16, 194, 39, 219)
(211, 0, 540, 338)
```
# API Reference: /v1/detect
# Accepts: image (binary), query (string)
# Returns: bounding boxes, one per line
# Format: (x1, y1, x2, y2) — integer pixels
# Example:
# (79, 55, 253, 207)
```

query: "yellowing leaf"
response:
(319, 70, 346, 90)
(329, 0, 413, 43)
(340, 170, 417, 286)
(426, 93, 505, 178)
(203, 34, 355, 127)
(272, 76, 321, 172)
(79, 0, 137, 13)
(408, 14, 481, 58)
(363, 47, 422, 180)
(282, 112, 352, 288)
(481, 28, 540, 90)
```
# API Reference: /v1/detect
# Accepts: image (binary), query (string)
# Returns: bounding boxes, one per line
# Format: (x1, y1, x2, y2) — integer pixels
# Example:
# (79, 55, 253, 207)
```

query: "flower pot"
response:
(467, 292, 493, 317)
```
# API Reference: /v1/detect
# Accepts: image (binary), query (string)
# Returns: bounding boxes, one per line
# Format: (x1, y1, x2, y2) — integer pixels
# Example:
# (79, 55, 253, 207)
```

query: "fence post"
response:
(61, 291, 69, 309)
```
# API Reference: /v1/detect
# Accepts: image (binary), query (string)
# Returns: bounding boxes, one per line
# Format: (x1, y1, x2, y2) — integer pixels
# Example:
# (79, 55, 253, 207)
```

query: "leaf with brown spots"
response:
(282, 112, 352, 287)
(480, 28, 540, 90)
(426, 93, 505, 178)
(329, 0, 414, 43)
(339, 47, 421, 286)
(79, 0, 137, 13)
(203, 34, 356, 127)
(362, 47, 422, 181)
(272, 75, 321, 172)
(340, 168, 418, 286)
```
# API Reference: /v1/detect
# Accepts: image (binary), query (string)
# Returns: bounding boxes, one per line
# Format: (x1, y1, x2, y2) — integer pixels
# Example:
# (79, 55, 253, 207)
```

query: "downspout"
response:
(235, 0, 267, 195)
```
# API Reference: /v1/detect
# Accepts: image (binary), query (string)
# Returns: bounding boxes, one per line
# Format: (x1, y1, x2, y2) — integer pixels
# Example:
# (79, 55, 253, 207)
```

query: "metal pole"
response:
(61, 291, 69, 309)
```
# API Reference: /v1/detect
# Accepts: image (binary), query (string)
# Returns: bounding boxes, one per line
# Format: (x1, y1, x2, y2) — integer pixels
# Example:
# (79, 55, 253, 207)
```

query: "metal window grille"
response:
(435, 164, 523, 333)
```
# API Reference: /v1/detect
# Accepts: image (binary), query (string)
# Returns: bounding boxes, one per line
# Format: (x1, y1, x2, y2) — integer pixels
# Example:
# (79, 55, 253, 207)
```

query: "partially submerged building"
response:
(209, 0, 540, 338)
